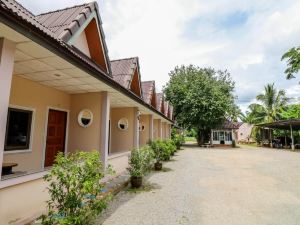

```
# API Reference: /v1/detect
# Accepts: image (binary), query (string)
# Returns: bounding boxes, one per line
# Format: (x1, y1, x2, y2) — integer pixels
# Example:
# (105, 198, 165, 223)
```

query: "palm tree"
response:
(249, 83, 289, 123)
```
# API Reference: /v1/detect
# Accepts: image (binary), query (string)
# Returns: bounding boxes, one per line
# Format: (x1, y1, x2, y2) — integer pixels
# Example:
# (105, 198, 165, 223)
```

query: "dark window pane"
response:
(5, 108, 33, 151)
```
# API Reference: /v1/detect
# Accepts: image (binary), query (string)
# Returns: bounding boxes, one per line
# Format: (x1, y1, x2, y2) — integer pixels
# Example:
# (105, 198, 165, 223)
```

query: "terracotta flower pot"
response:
(154, 162, 162, 171)
(131, 176, 143, 188)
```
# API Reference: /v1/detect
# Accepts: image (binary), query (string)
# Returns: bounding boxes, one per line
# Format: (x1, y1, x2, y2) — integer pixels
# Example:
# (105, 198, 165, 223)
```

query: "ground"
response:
(97, 145, 300, 225)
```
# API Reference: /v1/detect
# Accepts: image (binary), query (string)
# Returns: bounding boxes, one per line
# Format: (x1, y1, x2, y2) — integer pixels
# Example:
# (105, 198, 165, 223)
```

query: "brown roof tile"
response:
(35, 3, 95, 42)
(156, 93, 164, 112)
(110, 57, 138, 88)
(141, 81, 155, 105)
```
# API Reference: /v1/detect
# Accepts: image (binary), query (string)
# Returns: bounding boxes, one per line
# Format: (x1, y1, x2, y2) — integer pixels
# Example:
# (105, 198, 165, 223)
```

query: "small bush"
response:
(127, 147, 154, 177)
(41, 151, 113, 225)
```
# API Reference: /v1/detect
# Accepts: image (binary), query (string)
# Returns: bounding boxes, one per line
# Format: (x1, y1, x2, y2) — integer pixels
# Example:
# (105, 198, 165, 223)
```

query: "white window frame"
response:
(4, 105, 36, 154)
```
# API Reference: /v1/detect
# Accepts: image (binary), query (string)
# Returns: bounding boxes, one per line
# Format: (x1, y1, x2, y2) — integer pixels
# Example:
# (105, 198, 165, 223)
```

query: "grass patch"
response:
(185, 136, 196, 142)
(238, 143, 258, 148)
(126, 182, 161, 193)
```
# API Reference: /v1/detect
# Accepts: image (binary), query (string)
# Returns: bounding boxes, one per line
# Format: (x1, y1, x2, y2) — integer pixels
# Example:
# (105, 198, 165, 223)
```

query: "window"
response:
(213, 131, 219, 141)
(5, 108, 33, 151)
(225, 131, 232, 141)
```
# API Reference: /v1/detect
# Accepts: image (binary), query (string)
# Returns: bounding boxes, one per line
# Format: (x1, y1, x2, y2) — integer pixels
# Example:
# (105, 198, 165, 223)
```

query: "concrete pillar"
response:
(0, 38, 16, 176)
(158, 119, 162, 139)
(149, 114, 154, 141)
(100, 91, 110, 167)
(133, 108, 140, 149)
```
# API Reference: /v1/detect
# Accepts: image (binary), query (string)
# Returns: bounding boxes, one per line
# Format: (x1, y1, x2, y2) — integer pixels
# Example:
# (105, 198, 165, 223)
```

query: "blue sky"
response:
(18, 0, 300, 112)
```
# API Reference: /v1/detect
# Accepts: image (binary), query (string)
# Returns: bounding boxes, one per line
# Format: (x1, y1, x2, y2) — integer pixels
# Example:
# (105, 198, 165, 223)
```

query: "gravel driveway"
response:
(97, 145, 300, 225)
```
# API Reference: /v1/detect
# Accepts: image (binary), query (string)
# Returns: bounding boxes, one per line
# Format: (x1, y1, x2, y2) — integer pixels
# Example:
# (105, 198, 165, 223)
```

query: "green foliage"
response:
(41, 151, 112, 225)
(149, 139, 176, 162)
(251, 126, 262, 144)
(127, 147, 154, 178)
(164, 65, 237, 145)
(244, 83, 289, 124)
(280, 104, 300, 119)
(282, 46, 300, 79)
(172, 134, 184, 150)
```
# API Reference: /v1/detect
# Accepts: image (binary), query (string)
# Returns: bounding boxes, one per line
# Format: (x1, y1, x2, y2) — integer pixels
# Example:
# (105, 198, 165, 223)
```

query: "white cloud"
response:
(17, 0, 300, 104)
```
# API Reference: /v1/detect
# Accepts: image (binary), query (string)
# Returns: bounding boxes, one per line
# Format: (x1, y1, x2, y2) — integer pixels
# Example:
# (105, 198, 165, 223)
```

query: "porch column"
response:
(157, 119, 162, 139)
(149, 114, 154, 141)
(290, 124, 295, 150)
(0, 38, 16, 176)
(133, 108, 140, 149)
(100, 91, 110, 167)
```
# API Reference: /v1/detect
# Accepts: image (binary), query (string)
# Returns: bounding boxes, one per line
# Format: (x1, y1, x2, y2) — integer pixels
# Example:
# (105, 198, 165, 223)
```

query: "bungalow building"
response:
(211, 121, 240, 146)
(0, 1, 173, 224)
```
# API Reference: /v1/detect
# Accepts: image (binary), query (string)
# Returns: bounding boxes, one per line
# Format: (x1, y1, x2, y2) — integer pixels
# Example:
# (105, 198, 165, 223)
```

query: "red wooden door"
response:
(44, 109, 67, 167)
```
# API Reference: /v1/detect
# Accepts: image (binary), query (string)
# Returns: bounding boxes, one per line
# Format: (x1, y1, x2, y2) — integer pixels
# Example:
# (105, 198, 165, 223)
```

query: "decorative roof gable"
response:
(110, 57, 142, 97)
(36, 2, 111, 74)
(142, 81, 156, 108)
(156, 93, 164, 113)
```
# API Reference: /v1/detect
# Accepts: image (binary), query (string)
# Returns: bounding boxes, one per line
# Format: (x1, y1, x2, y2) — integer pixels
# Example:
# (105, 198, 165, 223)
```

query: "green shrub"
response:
(41, 151, 112, 225)
(127, 147, 154, 177)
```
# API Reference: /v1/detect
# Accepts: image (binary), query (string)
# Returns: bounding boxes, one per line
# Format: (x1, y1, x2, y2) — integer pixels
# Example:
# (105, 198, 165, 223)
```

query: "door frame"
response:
(42, 106, 70, 169)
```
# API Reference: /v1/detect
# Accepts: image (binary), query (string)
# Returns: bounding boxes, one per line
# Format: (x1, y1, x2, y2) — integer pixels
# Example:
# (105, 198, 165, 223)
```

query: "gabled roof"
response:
(110, 57, 142, 97)
(35, 2, 111, 74)
(164, 101, 169, 117)
(36, 3, 94, 41)
(156, 93, 164, 112)
(0, 0, 174, 123)
(217, 120, 241, 130)
(141, 81, 156, 105)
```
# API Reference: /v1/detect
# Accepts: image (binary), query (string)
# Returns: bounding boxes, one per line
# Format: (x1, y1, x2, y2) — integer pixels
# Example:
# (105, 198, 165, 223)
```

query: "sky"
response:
(18, 0, 300, 112)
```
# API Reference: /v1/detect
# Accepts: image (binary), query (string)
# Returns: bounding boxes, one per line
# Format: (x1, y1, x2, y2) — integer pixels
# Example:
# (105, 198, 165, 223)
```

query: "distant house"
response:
(211, 121, 241, 146)
(237, 123, 254, 143)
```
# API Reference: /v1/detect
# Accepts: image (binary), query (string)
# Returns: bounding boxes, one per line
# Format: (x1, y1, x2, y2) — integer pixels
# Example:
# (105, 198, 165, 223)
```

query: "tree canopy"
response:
(282, 46, 300, 79)
(243, 83, 289, 124)
(164, 65, 237, 145)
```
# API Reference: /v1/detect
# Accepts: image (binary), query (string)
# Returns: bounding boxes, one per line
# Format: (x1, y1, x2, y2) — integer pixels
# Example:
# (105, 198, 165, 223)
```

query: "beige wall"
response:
(110, 107, 135, 153)
(0, 178, 48, 225)
(4, 76, 71, 173)
(153, 119, 161, 139)
(68, 93, 102, 152)
(139, 115, 151, 147)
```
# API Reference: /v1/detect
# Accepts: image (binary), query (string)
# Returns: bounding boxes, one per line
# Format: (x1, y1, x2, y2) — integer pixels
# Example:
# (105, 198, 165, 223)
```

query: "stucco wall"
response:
(110, 107, 135, 153)
(0, 178, 48, 225)
(139, 115, 150, 147)
(68, 92, 102, 152)
(161, 122, 167, 139)
(4, 76, 71, 173)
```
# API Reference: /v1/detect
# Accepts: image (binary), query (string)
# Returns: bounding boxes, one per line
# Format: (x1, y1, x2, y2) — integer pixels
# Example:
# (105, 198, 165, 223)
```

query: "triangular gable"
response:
(150, 84, 157, 108)
(130, 64, 142, 97)
(36, 2, 111, 75)
(110, 57, 142, 97)
(156, 93, 165, 113)
(141, 81, 157, 108)
(164, 101, 169, 117)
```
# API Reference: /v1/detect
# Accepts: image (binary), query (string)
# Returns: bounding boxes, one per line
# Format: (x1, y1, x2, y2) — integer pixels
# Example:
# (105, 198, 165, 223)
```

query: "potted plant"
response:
(127, 147, 153, 188)
(150, 140, 163, 170)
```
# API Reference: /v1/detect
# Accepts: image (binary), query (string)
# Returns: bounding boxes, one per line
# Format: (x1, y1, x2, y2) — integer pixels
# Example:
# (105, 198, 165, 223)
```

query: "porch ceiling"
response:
(0, 23, 171, 123)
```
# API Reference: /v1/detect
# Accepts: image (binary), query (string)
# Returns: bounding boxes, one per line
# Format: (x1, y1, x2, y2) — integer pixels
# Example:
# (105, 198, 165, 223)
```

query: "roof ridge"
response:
(110, 56, 138, 62)
(142, 80, 155, 83)
(36, 2, 93, 16)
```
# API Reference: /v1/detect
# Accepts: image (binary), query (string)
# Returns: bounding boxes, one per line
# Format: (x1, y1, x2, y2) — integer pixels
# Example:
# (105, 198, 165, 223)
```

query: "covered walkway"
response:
(256, 119, 300, 150)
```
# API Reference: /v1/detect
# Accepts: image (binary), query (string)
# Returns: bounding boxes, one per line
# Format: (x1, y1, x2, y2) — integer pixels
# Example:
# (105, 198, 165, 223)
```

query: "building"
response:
(0, 1, 173, 224)
(211, 121, 241, 146)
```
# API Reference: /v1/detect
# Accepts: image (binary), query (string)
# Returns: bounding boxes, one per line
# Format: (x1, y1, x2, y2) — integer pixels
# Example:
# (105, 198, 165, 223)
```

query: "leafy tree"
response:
(280, 104, 300, 119)
(243, 83, 289, 124)
(282, 47, 300, 79)
(164, 65, 236, 145)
